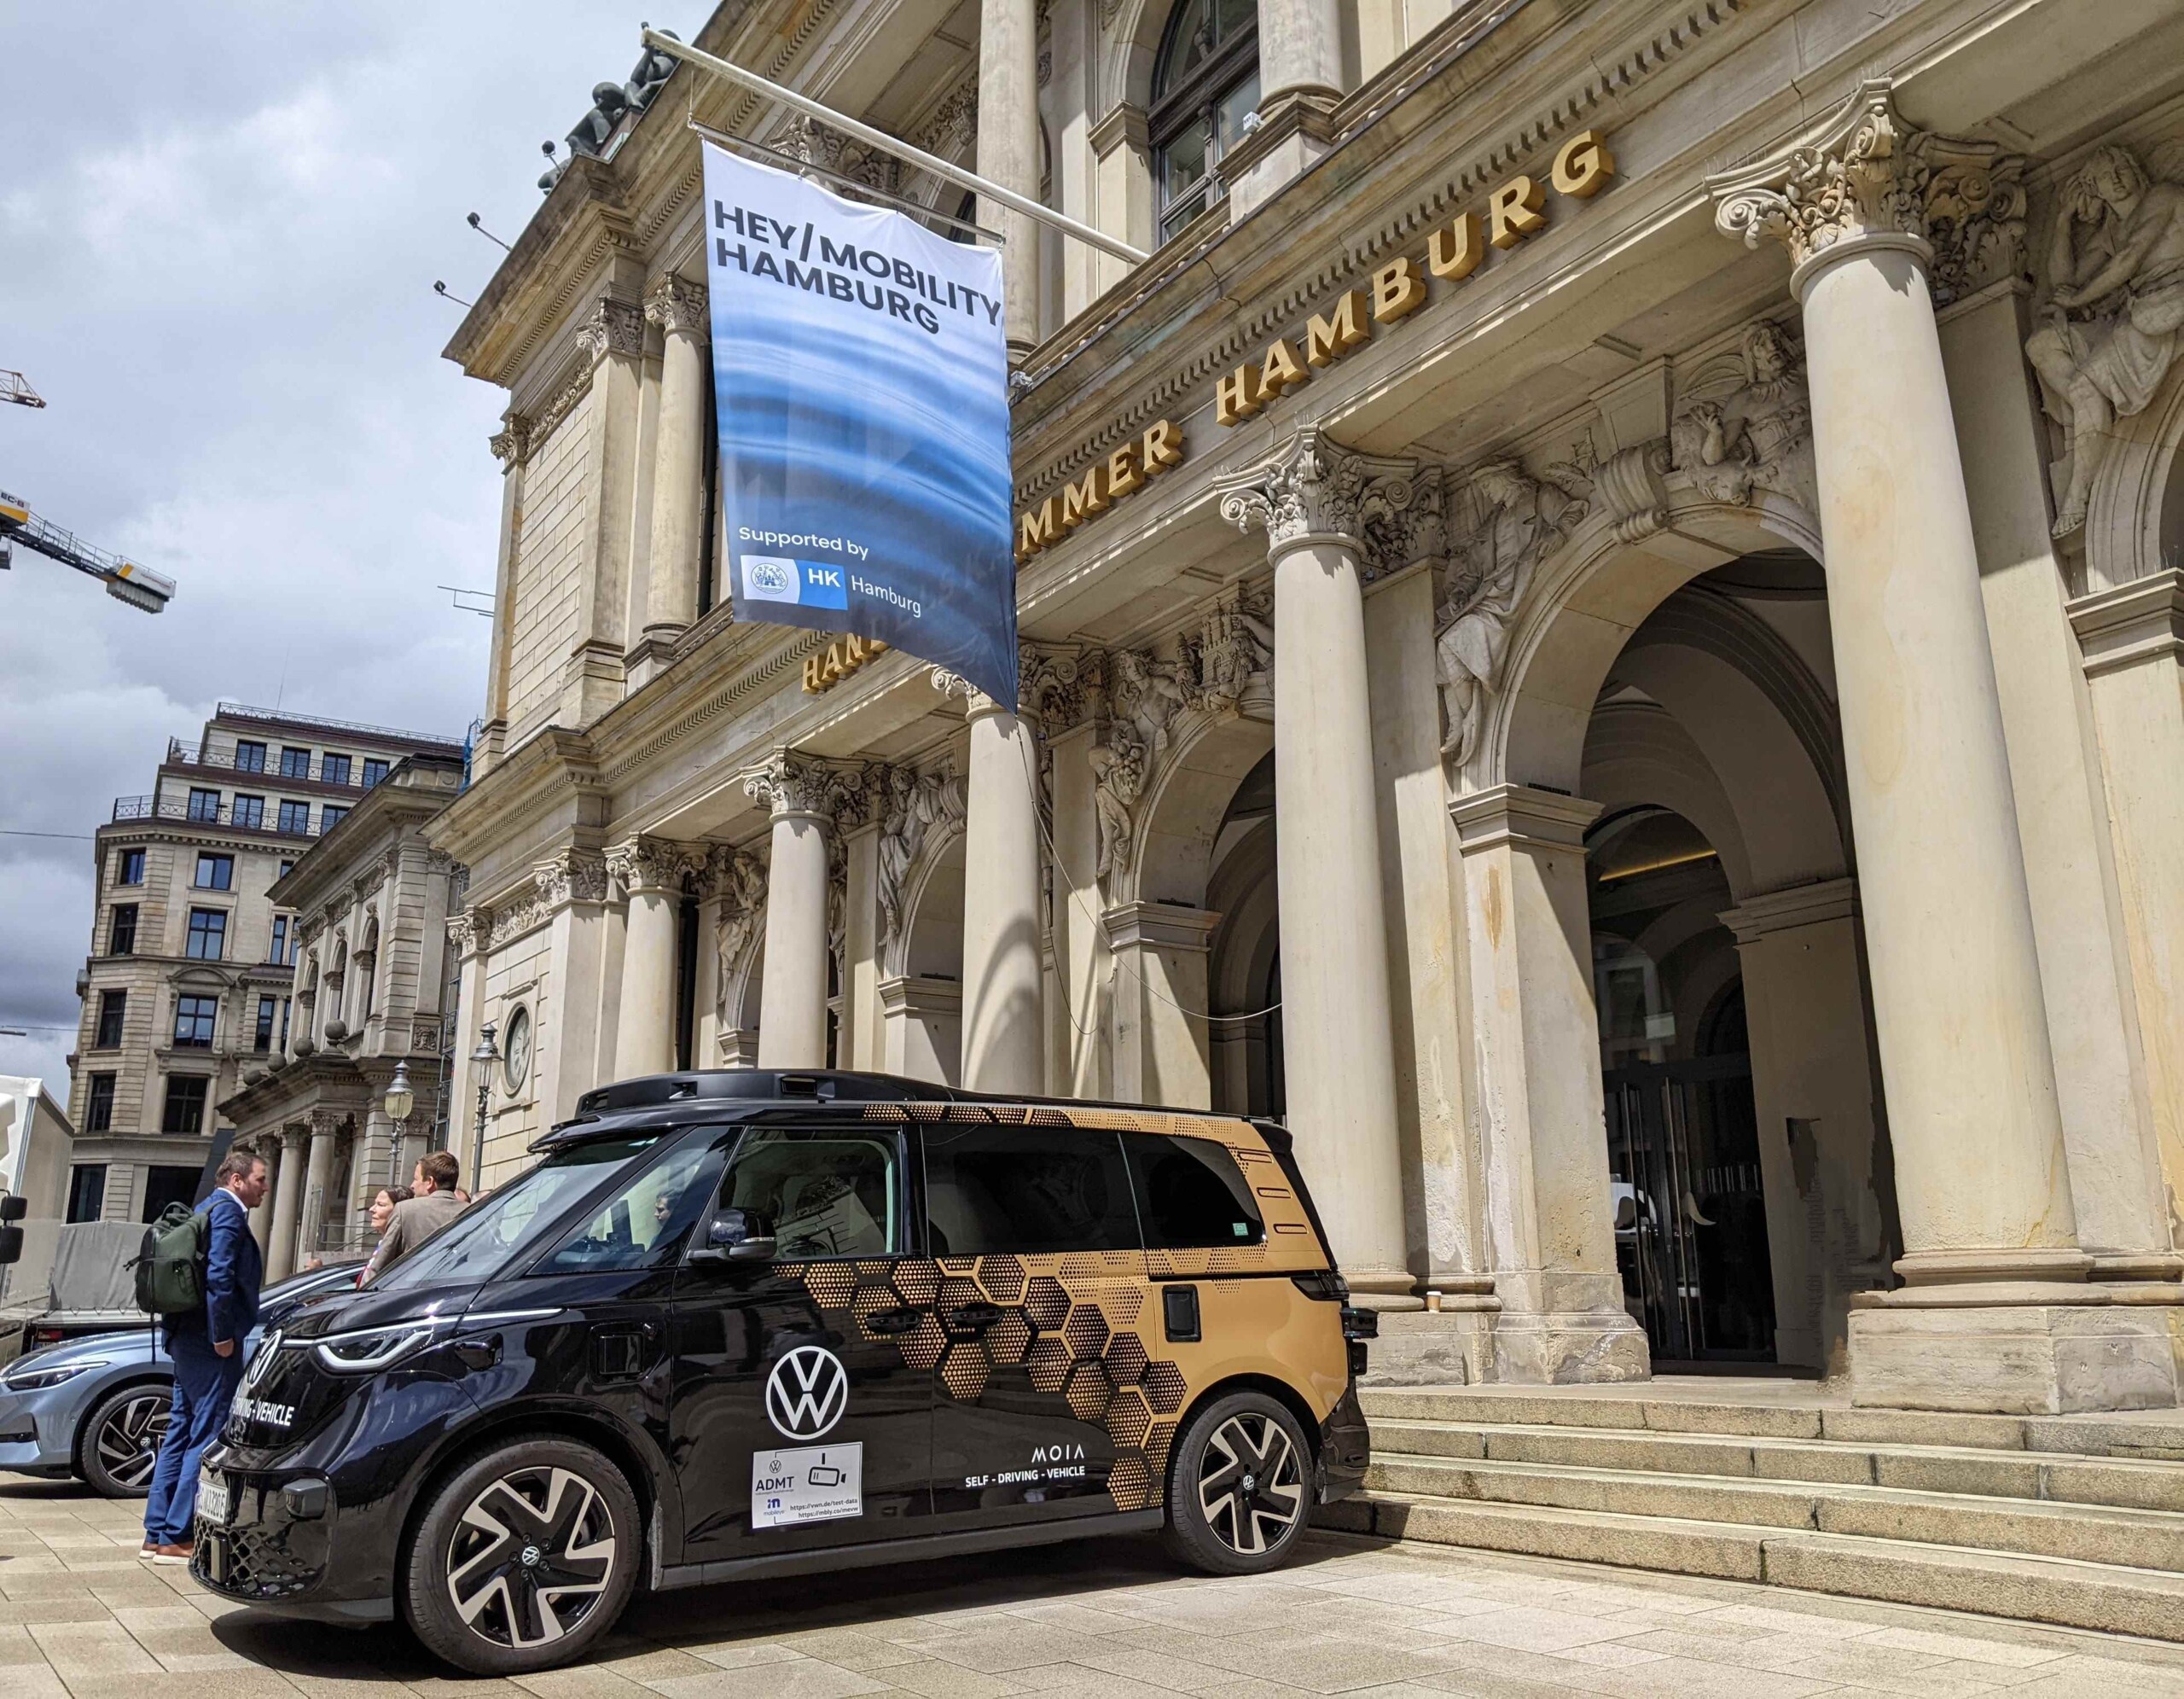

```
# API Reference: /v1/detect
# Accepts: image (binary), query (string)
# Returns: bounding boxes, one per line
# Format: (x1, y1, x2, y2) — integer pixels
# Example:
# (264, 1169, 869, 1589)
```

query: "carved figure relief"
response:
(1182, 585, 1274, 715)
(878, 767, 967, 946)
(710, 849, 768, 1027)
(1089, 649, 1188, 887)
(2024, 140, 2184, 538)
(1669, 321, 1817, 516)
(1435, 459, 1589, 767)
(1107, 649, 1188, 771)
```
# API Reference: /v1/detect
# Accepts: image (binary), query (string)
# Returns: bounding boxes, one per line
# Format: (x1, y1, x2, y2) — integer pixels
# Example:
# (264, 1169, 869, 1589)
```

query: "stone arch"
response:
(1580, 701, 1756, 897)
(1124, 707, 1274, 907)
(890, 819, 967, 980)
(1484, 484, 1823, 796)
(1103, 0, 1184, 119)
(2083, 358, 2184, 591)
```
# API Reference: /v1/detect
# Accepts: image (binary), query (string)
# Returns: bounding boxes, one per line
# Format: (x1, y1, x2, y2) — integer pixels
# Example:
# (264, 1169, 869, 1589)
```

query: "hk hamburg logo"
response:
(742, 556, 798, 600)
(764, 1345, 849, 1440)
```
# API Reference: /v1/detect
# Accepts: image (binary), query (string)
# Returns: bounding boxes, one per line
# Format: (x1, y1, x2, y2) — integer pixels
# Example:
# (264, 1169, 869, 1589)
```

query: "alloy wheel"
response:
(1195, 1411, 1304, 1556)
(444, 1465, 617, 1649)
(94, 1393, 170, 1491)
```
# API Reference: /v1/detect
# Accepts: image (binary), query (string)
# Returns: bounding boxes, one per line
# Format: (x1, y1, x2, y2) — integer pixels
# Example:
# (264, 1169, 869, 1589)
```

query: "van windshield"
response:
(369, 1134, 670, 1293)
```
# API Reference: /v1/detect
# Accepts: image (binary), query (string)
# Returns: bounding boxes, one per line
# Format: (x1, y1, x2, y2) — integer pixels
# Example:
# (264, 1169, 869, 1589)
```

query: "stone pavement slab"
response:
(3, 1475, 2184, 1696)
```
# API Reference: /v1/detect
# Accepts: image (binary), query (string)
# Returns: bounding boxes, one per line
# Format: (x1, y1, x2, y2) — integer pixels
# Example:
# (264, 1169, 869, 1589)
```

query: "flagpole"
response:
(642, 27, 1148, 266)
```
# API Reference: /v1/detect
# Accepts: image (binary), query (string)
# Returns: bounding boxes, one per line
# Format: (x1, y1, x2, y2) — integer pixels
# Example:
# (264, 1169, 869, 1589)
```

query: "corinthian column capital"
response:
(578, 296, 647, 364)
(1217, 427, 1441, 577)
(644, 273, 710, 340)
(742, 750, 868, 827)
(604, 835, 699, 897)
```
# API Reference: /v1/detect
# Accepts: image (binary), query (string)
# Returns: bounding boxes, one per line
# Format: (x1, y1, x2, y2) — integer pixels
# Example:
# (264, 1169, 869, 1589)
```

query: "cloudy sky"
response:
(0, 3, 699, 1096)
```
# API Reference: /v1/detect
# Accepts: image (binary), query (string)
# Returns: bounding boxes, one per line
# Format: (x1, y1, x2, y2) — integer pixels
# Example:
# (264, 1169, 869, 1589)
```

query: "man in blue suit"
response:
(142, 1147, 269, 1562)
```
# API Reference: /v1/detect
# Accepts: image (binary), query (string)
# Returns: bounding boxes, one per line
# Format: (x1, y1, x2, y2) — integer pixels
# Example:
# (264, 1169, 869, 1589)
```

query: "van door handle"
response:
(944, 1301, 1003, 1332)
(865, 1306, 923, 1335)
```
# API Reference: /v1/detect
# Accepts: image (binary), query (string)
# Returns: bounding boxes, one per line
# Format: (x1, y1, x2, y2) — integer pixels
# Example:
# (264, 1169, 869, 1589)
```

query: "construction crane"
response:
(1, 372, 44, 409)
(0, 492, 176, 614)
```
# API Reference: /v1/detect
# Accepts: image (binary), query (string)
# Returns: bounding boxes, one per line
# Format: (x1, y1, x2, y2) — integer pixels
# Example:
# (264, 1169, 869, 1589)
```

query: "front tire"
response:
(1161, 1390, 1312, 1575)
(79, 1383, 171, 1498)
(404, 1436, 639, 1675)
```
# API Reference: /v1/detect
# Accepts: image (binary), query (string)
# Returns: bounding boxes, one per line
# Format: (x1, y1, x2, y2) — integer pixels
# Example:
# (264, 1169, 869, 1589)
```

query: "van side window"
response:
(921, 1125, 1138, 1255)
(540, 1143, 712, 1273)
(722, 1127, 903, 1260)
(1123, 1133, 1266, 1248)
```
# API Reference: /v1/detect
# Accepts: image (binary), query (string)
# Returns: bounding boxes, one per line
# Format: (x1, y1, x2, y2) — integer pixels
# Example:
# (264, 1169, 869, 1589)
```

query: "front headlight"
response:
(305, 1307, 560, 1375)
(3, 1360, 102, 1392)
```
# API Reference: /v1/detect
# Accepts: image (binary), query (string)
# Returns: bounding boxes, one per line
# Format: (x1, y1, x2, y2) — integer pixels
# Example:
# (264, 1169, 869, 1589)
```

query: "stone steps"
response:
(1312, 1382, 2184, 1641)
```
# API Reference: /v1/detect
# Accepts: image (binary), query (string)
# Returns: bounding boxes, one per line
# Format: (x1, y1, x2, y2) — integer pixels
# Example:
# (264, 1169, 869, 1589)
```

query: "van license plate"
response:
(196, 1471, 230, 1526)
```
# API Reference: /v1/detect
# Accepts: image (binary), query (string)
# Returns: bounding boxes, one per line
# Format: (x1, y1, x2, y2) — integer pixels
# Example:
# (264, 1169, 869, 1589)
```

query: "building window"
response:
(321, 753, 352, 785)
(107, 904, 138, 956)
(1150, 0, 1259, 243)
(194, 852, 234, 890)
(94, 990, 127, 1049)
(186, 908, 228, 960)
(269, 915, 290, 964)
(280, 746, 311, 779)
(320, 805, 347, 834)
(187, 787, 222, 823)
(173, 995, 218, 1048)
(232, 794, 264, 829)
(254, 994, 278, 1052)
(66, 1165, 107, 1223)
(115, 847, 145, 886)
(277, 800, 311, 835)
(160, 1076, 210, 1136)
(234, 739, 266, 772)
(279, 997, 291, 1050)
(280, 859, 295, 879)
(84, 1074, 116, 1134)
(142, 1166, 200, 1220)
(362, 758, 391, 788)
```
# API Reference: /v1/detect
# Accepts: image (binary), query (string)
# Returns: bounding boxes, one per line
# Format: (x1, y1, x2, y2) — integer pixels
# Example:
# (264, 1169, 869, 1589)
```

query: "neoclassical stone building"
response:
(434, 0, 2184, 1413)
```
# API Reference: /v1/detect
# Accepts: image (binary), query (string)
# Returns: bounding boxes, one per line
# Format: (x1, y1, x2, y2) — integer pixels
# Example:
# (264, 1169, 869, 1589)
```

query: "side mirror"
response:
(689, 1207, 775, 1265)
(0, 1196, 26, 1223)
(0, 1225, 22, 1266)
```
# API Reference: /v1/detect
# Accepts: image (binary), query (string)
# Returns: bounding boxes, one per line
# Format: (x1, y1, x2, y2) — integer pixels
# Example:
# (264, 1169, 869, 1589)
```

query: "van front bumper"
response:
(191, 1466, 393, 1622)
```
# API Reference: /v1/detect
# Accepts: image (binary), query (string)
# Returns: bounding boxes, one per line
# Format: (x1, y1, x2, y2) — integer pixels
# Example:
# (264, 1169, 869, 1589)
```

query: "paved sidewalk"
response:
(2, 1475, 2183, 1697)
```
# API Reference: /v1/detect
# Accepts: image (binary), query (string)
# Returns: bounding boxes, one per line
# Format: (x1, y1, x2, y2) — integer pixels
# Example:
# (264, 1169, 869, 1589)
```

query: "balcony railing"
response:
(212, 701, 466, 750)
(165, 739, 391, 789)
(111, 794, 321, 838)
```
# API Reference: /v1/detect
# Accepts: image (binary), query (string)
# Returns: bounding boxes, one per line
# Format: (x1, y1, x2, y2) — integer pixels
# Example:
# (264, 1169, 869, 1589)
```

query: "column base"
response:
(1848, 1293, 2182, 1414)
(1363, 1306, 1497, 1387)
(624, 626, 689, 690)
(1484, 1271, 1652, 1386)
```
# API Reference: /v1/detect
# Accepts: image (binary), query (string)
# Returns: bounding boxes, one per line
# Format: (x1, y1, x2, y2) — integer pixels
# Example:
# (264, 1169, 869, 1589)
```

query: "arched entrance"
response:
(1206, 752, 1282, 1118)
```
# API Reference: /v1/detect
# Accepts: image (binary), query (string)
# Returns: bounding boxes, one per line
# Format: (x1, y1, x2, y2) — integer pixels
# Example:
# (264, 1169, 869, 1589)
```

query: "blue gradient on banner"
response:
(705, 143, 1016, 706)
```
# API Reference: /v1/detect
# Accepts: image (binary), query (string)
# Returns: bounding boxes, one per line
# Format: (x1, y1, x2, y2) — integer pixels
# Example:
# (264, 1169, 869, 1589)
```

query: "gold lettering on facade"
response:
(1488, 175, 1548, 247)
(1372, 255, 1428, 322)
(1216, 364, 1263, 426)
(1016, 420, 1188, 561)
(1429, 212, 1484, 282)
(1550, 129, 1614, 198)
(1306, 290, 1371, 364)
(1258, 336, 1310, 399)
(803, 633, 891, 695)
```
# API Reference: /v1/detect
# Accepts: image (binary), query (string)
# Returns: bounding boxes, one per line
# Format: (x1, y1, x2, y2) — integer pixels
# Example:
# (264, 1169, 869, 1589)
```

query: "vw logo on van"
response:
(764, 1345, 849, 1440)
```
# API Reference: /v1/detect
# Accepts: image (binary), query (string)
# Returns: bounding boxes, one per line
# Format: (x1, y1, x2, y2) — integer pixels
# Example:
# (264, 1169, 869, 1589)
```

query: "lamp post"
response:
(383, 1058, 415, 1188)
(470, 1021, 498, 1192)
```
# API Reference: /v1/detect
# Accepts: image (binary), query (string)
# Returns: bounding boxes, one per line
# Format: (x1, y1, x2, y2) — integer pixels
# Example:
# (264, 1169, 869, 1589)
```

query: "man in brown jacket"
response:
(362, 1149, 467, 1283)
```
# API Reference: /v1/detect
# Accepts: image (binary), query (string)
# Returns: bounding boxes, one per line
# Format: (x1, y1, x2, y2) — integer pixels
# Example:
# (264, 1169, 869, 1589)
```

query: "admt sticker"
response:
(752, 1442, 863, 1528)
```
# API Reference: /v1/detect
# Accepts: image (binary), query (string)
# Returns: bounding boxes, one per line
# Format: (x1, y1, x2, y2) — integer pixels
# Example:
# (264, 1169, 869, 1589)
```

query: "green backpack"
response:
(133, 1202, 211, 1318)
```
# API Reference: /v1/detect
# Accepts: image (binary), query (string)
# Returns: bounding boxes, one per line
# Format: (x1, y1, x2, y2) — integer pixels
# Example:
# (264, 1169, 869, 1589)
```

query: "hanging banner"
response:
(703, 141, 1017, 707)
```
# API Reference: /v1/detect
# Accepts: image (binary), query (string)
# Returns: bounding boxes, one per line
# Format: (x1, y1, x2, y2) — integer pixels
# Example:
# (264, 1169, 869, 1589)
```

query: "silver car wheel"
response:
(1195, 1411, 1304, 1556)
(444, 1465, 616, 1650)
(93, 1392, 170, 1491)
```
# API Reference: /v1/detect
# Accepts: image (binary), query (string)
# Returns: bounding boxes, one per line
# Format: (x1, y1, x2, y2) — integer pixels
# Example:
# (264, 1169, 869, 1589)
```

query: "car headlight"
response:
(3, 1360, 102, 1391)
(306, 1308, 559, 1375)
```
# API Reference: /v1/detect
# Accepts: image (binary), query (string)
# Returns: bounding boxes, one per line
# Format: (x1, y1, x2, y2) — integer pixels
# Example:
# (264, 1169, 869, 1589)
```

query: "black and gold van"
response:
(192, 1070, 1374, 1674)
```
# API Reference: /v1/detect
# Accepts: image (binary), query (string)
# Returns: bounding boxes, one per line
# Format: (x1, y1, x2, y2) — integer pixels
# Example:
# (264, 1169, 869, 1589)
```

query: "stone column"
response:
(632, 274, 709, 679)
(840, 812, 885, 1072)
(950, 679, 1047, 1095)
(1452, 786, 1647, 1383)
(264, 1126, 306, 1283)
(2071, 574, 2184, 1263)
(1105, 902, 1219, 1108)
(880, 976, 964, 1084)
(1087, 107, 1153, 305)
(975, 0, 1040, 355)
(477, 418, 530, 777)
(1937, 276, 2175, 1278)
(607, 837, 693, 1080)
(295, 1111, 341, 1271)
(746, 753, 857, 1068)
(1223, 0, 1343, 218)
(1711, 81, 2174, 1412)
(1722, 881, 1892, 1376)
(1216, 430, 1418, 1303)
(700, 847, 767, 1068)
(563, 295, 648, 726)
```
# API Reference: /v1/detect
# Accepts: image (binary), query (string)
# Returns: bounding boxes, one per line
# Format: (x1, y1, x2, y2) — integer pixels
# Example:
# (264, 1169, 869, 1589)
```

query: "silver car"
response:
(0, 1260, 364, 1497)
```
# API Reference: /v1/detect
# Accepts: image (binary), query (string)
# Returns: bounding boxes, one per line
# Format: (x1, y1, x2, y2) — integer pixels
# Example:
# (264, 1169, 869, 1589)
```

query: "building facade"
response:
(218, 754, 468, 1278)
(433, 0, 2184, 1414)
(69, 705, 463, 1225)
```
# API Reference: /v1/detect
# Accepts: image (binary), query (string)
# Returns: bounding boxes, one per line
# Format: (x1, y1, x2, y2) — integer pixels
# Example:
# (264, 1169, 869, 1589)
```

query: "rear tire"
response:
(78, 1382, 172, 1498)
(1161, 1390, 1312, 1575)
(403, 1435, 639, 1676)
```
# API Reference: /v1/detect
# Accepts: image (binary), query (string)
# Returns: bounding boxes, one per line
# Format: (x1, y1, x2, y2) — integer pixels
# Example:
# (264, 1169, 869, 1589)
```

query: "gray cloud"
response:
(0, 3, 698, 1096)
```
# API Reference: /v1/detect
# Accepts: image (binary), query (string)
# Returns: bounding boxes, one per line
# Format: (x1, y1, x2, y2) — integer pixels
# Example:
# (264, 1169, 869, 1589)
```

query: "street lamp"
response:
(383, 1059, 415, 1188)
(470, 1021, 498, 1191)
